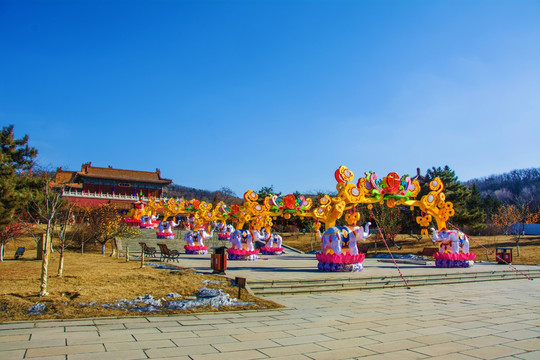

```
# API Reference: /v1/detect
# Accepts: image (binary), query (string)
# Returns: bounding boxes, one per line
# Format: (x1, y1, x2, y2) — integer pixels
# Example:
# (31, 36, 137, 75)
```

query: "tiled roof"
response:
(76, 162, 172, 184)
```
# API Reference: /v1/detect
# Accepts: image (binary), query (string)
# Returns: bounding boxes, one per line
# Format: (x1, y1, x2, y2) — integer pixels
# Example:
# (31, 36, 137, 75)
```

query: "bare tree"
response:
(28, 183, 64, 296)
(55, 204, 75, 277)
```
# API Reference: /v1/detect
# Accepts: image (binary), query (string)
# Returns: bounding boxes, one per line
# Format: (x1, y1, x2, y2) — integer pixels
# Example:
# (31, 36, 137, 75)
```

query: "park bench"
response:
(157, 243, 180, 262)
(357, 245, 369, 254)
(139, 242, 157, 257)
(14, 247, 25, 259)
(418, 247, 439, 257)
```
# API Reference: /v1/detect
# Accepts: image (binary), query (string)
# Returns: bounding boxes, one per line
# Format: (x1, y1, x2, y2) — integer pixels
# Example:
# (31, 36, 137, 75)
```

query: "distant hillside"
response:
(464, 168, 540, 206)
(163, 184, 242, 205)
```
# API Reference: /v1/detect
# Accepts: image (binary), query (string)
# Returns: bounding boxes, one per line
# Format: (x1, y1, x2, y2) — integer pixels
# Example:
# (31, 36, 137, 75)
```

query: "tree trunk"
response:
(0, 243, 4, 262)
(37, 237, 44, 260)
(101, 243, 105, 255)
(57, 248, 64, 277)
(140, 249, 145, 268)
(81, 241, 84, 254)
(39, 233, 50, 296)
(126, 244, 129, 262)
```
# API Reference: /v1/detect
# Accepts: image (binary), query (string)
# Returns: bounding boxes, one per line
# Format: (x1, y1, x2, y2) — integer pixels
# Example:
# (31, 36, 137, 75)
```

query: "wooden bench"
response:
(139, 242, 157, 257)
(157, 243, 180, 262)
(14, 247, 25, 259)
(357, 245, 369, 254)
(418, 247, 439, 257)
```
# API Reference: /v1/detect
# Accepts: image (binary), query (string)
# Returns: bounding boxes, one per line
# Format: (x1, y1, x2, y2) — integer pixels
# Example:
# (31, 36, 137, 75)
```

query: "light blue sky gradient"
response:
(2, 0, 539, 196)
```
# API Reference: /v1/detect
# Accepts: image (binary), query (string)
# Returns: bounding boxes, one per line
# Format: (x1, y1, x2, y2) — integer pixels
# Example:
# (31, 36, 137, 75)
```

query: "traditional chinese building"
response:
(54, 162, 172, 208)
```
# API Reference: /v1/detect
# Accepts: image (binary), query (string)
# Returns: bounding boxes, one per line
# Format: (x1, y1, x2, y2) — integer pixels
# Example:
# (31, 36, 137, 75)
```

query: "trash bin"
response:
(211, 246, 227, 274)
(496, 247, 513, 264)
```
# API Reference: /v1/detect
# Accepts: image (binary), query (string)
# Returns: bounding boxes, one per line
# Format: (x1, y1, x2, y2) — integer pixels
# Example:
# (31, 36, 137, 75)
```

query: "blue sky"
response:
(2, 0, 539, 196)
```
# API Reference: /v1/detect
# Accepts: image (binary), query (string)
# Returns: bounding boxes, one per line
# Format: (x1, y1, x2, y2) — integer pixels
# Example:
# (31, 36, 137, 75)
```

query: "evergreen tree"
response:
(466, 184, 487, 233)
(0, 125, 39, 225)
(423, 166, 486, 230)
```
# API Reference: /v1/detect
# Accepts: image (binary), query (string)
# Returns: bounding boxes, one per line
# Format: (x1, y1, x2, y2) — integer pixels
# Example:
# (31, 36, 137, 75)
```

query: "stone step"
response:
(249, 269, 540, 295)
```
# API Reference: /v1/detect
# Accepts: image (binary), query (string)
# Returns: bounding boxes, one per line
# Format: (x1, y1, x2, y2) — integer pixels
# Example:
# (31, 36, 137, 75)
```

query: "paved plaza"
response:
(1, 277, 539, 359)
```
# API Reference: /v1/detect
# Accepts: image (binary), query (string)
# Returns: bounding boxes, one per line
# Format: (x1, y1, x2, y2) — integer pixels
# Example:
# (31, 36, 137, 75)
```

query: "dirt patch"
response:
(0, 239, 282, 322)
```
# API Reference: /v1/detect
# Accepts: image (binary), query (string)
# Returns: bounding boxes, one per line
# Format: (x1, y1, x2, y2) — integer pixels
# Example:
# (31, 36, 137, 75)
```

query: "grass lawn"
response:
(0, 237, 282, 322)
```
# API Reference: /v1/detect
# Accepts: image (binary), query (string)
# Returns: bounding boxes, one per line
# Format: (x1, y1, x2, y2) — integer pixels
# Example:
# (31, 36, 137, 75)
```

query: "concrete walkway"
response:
(1, 279, 539, 359)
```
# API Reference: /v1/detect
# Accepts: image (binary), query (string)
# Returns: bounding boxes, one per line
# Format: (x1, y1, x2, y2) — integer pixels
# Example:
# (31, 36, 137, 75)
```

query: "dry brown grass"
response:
(0, 237, 282, 322)
(283, 232, 540, 265)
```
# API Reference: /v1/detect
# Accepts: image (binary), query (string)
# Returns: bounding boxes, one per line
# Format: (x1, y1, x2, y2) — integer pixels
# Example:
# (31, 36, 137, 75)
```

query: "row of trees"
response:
(0, 125, 139, 296)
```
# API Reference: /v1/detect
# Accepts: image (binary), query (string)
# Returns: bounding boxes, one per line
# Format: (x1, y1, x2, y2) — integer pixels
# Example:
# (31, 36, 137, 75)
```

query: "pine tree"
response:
(0, 125, 39, 224)
(0, 125, 40, 260)
(423, 166, 486, 231)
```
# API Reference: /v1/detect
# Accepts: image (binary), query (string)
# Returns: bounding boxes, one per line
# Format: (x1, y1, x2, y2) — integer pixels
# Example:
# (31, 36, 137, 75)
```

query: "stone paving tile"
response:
(409, 341, 476, 357)
(210, 321, 267, 329)
(411, 325, 463, 336)
(418, 353, 479, 360)
(232, 331, 291, 342)
(488, 322, 536, 332)
(0, 338, 66, 351)
(514, 350, 540, 360)
(363, 339, 428, 354)
(105, 339, 176, 351)
(325, 328, 382, 341)
(30, 331, 99, 342)
(317, 337, 381, 350)
(227, 316, 279, 323)
(357, 349, 429, 360)
(193, 327, 253, 337)
(134, 331, 197, 341)
(273, 334, 334, 346)
(141, 356, 191, 360)
(245, 324, 303, 333)
(177, 318, 231, 326)
(69, 349, 148, 360)
(0, 323, 34, 330)
(94, 323, 126, 331)
(366, 330, 422, 343)
(450, 326, 505, 338)
(67, 333, 135, 345)
(407, 332, 467, 345)
(368, 323, 421, 333)
(496, 329, 540, 340)
(213, 339, 278, 352)
(64, 325, 99, 333)
(171, 334, 239, 346)
(24, 343, 105, 358)
(461, 344, 527, 359)
(448, 320, 495, 330)
(145, 344, 218, 358)
(258, 343, 328, 357)
(283, 326, 339, 337)
(0, 327, 66, 336)
(124, 321, 178, 329)
(0, 349, 26, 360)
(0, 334, 30, 342)
(189, 349, 268, 360)
(305, 346, 377, 360)
(99, 327, 162, 335)
(505, 338, 540, 351)
(158, 324, 215, 333)
(194, 312, 245, 319)
(459, 334, 514, 348)
(299, 319, 347, 329)
(257, 355, 311, 360)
